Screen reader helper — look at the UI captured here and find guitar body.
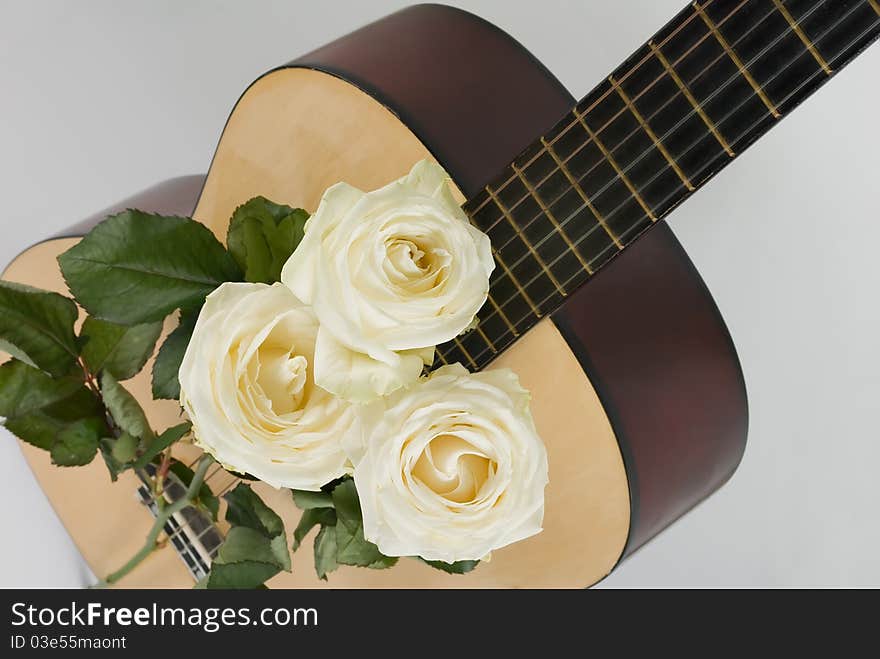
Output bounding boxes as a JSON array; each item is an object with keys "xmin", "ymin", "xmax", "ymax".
[{"xmin": 2, "ymin": 4, "xmax": 748, "ymax": 587}]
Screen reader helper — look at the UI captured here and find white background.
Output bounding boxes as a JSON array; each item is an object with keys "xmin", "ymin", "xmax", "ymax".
[{"xmin": 1, "ymin": 0, "xmax": 878, "ymax": 588}]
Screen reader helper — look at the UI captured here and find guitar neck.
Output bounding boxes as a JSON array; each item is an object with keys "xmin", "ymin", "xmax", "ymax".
[{"xmin": 437, "ymin": 0, "xmax": 879, "ymax": 371}]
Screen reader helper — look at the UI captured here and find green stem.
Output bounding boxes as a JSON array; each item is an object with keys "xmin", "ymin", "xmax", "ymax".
[{"xmin": 100, "ymin": 454, "xmax": 214, "ymax": 586}]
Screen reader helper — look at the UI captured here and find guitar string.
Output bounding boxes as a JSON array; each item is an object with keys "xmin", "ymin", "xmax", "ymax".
[
  {"xmin": 468, "ymin": 0, "xmax": 727, "ymax": 216},
  {"xmin": 481, "ymin": 0, "xmax": 831, "ymax": 267},
  {"xmin": 479, "ymin": 0, "xmax": 794, "ymax": 243},
  {"xmin": 455, "ymin": 0, "xmax": 863, "ymax": 349},
  {"xmin": 463, "ymin": 13, "xmax": 878, "ymax": 366},
  {"xmin": 475, "ymin": 0, "xmax": 758, "ymax": 229}
]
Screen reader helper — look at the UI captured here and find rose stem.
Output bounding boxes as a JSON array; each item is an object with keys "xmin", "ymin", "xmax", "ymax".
[{"xmin": 98, "ymin": 454, "xmax": 215, "ymax": 586}]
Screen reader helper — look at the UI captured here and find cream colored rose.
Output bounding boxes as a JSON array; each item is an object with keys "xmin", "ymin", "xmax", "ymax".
[
  {"xmin": 347, "ymin": 364, "xmax": 549, "ymax": 563},
  {"xmin": 179, "ymin": 282, "xmax": 355, "ymax": 490},
  {"xmin": 281, "ymin": 160, "xmax": 494, "ymax": 403}
]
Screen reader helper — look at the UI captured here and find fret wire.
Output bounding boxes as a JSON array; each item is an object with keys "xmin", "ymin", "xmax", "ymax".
[
  {"xmin": 490, "ymin": 245, "xmax": 543, "ymax": 318},
  {"xmin": 693, "ymin": 1, "xmax": 782, "ymax": 118},
  {"xmin": 772, "ymin": 0, "xmax": 833, "ymax": 74},
  {"xmin": 476, "ymin": 0, "xmax": 763, "ymax": 237},
  {"xmin": 435, "ymin": 349, "xmax": 449, "ymax": 365},
  {"xmin": 482, "ymin": 0, "xmax": 821, "ymax": 267},
  {"xmin": 452, "ymin": 336, "xmax": 478, "ymax": 369},
  {"xmin": 540, "ymin": 137, "xmax": 624, "ymax": 248},
  {"xmin": 461, "ymin": 6, "xmax": 876, "ymax": 367},
  {"xmin": 473, "ymin": 324, "xmax": 498, "ymax": 353},
  {"xmin": 437, "ymin": 322, "xmax": 500, "ymax": 363},
  {"xmin": 511, "ymin": 163, "xmax": 594, "ymax": 273},
  {"xmin": 486, "ymin": 292, "xmax": 520, "ymax": 337},
  {"xmin": 870, "ymin": 0, "xmax": 880, "ymax": 16},
  {"xmin": 468, "ymin": 0, "xmax": 738, "ymax": 217},
  {"xmin": 649, "ymin": 40, "xmax": 736, "ymax": 156},
  {"xmin": 485, "ymin": 185, "xmax": 567, "ymax": 297},
  {"xmin": 574, "ymin": 108, "xmax": 656, "ymax": 221},
  {"xmin": 608, "ymin": 73, "xmax": 696, "ymax": 191}
]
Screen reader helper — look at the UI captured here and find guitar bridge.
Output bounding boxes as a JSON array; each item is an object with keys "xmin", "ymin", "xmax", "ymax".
[{"xmin": 136, "ymin": 464, "xmax": 225, "ymax": 583}]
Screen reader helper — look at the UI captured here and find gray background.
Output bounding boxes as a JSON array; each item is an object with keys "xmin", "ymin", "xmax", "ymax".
[{"xmin": 1, "ymin": 0, "xmax": 878, "ymax": 588}]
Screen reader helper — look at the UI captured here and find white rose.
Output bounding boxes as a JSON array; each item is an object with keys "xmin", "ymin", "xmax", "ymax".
[
  {"xmin": 347, "ymin": 364, "xmax": 549, "ymax": 563},
  {"xmin": 281, "ymin": 160, "xmax": 495, "ymax": 403},
  {"xmin": 179, "ymin": 282, "xmax": 355, "ymax": 490}
]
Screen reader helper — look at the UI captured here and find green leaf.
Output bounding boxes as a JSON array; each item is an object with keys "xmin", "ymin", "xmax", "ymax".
[
  {"xmin": 169, "ymin": 461, "xmax": 219, "ymax": 521},
  {"xmin": 58, "ymin": 210, "xmax": 241, "ymax": 325},
  {"xmin": 205, "ymin": 560, "xmax": 282, "ymax": 590},
  {"xmin": 206, "ymin": 484, "xmax": 291, "ymax": 589},
  {"xmin": 131, "ymin": 422, "xmax": 191, "ymax": 469},
  {"xmin": 421, "ymin": 558, "xmax": 480, "ymax": 574},
  {"xmin": 291, "ymin": 489, "xmax": 334, "ymax": 510},
  {"xmin": 213, "ymin": 527, "xmax": 290, "ymax": 570},
  {"xmin": 0, "ymin": 359, "xmax": 103, "ymax": 451},
  {"xmin": 109, "ymin": 431, "xmax": 139, "ymax": 464},
  {"xmin": 80, "ymin": 316, "xmax": 162, "ymax": 380},
  {"xmin": 49, "ymin": 417, "xmax": 103, "ymax": 466},
  {"xmin": 366, "ymin": 555, "xmax": 399, "ymax": 569},
  {"xmin": 291, "ymin": 507, "xmax": 336, "ymax": 551},
  {"xmin": 313, "ymin": 525, "xmax": 338, "ymax": 581},
  {"xmin": 332, "ymin": 479, "xmax": 397, "ymax": 568},
  {"xmin": 100, "ymin": 372, "xmax": 154, "ymax": 441},
  {"xmin": 99, "ymin": 438, "xmax": 125, "ymax": 481},
  {"xmin": 227, "ymin": 197, "xmax": 308, "ymax": 284},
  {"xmin": 0, "ymin": 281, "xmax": 79, "ymax": 377},
  {"xmin": 151, "ymin": 310, "xmax": 197, "ymax": 400},
  {"xmin": 224, "ymin": 483, "xmax": 285, "ymax": 537}
]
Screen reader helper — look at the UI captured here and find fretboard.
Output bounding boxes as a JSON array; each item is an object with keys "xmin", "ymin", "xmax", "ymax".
[{"xmin": 436, "ymin": 0, "xmax": 879, "ymax": 371}]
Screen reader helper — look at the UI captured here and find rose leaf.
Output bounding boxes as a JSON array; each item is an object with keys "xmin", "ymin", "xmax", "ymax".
[
  {"xmin": 49, "ymin": 417, "xmax": 103, "ymax": 467},
  {"xmin": 0, "ymin": 359, "xmax": 103, "ymax": 456},
  {"xmin": 227, "ymin": 197, "xmax": 309, "ymax": 284},
  {"xmin": 223, "ymin": 483, "xmax": 285, "ymax": 538},
  {"xmin": 0, "ymin": 280, "xmax": 80, "ymax": 377},
  {"xmin": 420, "ymin": 558, "xmax": 481, "ymax": 574},
  {"xmin": 151, "ymin": 310, "xmax": 198, "ymax": 400},
  {"xmin": 291, "ymin": 489, "xmax": 334, "ymax": 510},
  {"xmin": 291, "ymin": 508, "xmax": 337, "ymax": 552},
  {"xmin": 206, "ymin": 485, "xmax": 291, "ymax": 588},
  {"xmin": 332, "ymin": 479, "xmax": 398, "ymax": 568},
  {"xmin": 313, "ymin": 525, "xmax": 339, "ymax": 581},
  {"xmin": 100, "ymin": 372, "xmax": 155, "ymax": 442},
  {"xmin": 80, "ymin": 316, "xmax": 162, "ymax": 381},
  {"xmin": 58, "ymin": 210, "xmax": 241, "ymax": 325}
]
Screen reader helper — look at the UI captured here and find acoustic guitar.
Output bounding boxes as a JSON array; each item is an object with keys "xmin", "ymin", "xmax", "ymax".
[{"xmin": 3, "ymin": 1, "xmax": 879, "ymax": 588}]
